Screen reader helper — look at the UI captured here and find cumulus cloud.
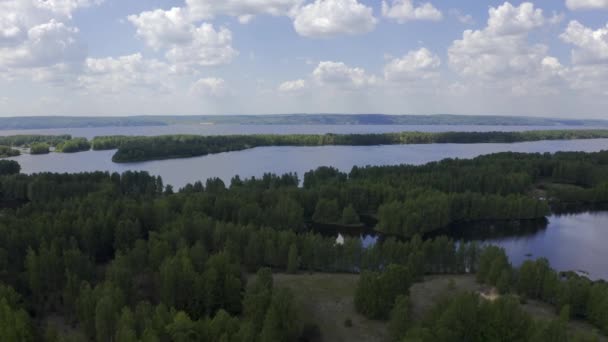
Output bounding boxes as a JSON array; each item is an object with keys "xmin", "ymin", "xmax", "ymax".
[
  {"xmin": 313, "ymin": 61, "xmax": 377, "ymax": 88},
  {"xmin": 190, "ymin": 77, "xmax": 229, "ymax": 97},
  {"xmin": 566, "ymin": 0, "xmax": 608, "ymax": 10},
  {"xmin": 79, "ymin": 54, "xmax": 174, "ymax": 94},
  {"xmin": 0, "ymin": 20, "xmax": 83, "ymax": 69},
  {"xmin": 384, "ymin": 48, "xmax": 441, "ymax": 82},
  {"xmin": 186, "ymin": 0, "xmax": 303, "ymax": 22},
  {"xmin": 128, "ymin": 9, "xmax": 238, "ymax": 69},
  {"xmin": 381, "ymin": 0, "xmax": 443, "ymax": 23},
  {"xmin": 0, "ymin": 0, "xmax": 102, "ymax": 80},
  {"xmin": 278, "ymin": 79, "xmax": 308, "ymax": 92},
  {"xmin": 164, "ymin": 24, "xmax": 238, "ymax": 69},
  {"xmin": 293, "ymin": 0, "xmax": 377, "ymax": 38},
  {"xmin": 560, "ymin": 21, "xmax": 608, "ymax": 64},
  {"xmin": 448, "ymin": 2, "xmax": 563, "ymax": 95}
]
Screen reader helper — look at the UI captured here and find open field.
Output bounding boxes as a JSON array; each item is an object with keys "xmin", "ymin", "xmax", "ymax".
[
  {"xmin": 273, "ymin": 273, "xmax": 387, "ymax": 342},
  {"xmin": 269, "ymin": 273, "xmax": 606, "ymax": 342}
]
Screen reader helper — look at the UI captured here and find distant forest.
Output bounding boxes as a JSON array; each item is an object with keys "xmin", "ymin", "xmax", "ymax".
[{"xmin": 1, "ymin": 114, "xmax": 607, "ymax": 130}]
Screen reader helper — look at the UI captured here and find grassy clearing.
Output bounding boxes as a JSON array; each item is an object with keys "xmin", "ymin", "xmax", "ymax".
[
  {"xmin": 272, "ymin": 273, "xmax": 388, "ymax": 342},
  {"xmin": 262, "ymin": 273, "xmax": 605, "ymax": 342}
]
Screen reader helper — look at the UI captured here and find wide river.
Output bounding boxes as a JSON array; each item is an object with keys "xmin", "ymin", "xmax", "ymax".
[{"xmin": 3, "ymin": 124, "xmax": 608, "ymax": 280}]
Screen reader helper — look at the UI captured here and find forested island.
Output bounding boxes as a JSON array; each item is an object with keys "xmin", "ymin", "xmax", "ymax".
[
  {"xmin": 0, "ymin": 135, "xmax": 89, "ymax": 156},
  {"xmin": 1, "ymin": 114, "xmax": 607, "ymax": 130},
  {"xmin": 0, "ymin": 149, "xmax": 607, "ymax": 340},
  {"xmin": 105, "ymin": 130, "xmax": 608, "ymax": 162}
]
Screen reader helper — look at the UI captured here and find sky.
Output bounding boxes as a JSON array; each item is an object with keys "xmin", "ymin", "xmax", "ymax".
[{"xmin": 0, "ymin": 0, "xmax": 607, "ymax": 118}]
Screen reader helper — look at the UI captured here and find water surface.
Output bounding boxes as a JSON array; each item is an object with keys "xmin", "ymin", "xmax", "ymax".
[{"xmin": 10, "ymin": 138, "xmax": 608, "ymax": 189}]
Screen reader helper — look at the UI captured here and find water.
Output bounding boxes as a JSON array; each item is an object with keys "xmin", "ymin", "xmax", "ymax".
[
  {"xmin": 9, "ymin": 138, "xmax": 608, "ymax": 189},
  {"xmin": 1, "ymin": 124, "xmax": 606, "ymax": 139},
  {"xmin": 4, "ymin": 124, "xmax": 608, "ymax": 280},
  {"xmin": 479, "ymin": 212, "xmax": 608, "ymax": 281}
]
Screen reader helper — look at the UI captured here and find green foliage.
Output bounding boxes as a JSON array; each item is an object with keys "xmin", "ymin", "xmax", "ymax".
[
  {"xmin": 355, "ymin": 264, "xmax": 412, "ymax": 320},
  {"xmin": 287, "ymin": 244, "xmax": 299, "ymax": 274},
  {"xmin": 30, "ymin": 143, "xmax": 50, "ymax": 155},
  {"xmin": 0, "ymin": 160, "xmax": 20, "ymax": 175},
  {"xmin": 0, "ymin": 146, "xmax": 20, "ymax": 158},
  {"xmin": 0, "ymin": 135, "xmax": 71, "ymax": 147},
  {"xmin": 312, "ymin": 198, "xmax": 340, "ymax": 223},
  {"xmin": 55, "ymin": 138, "xmax": 91, "ymax": 153},
  {"xmin": 389, "ymin": 295, "xmax": 410, "ymax": 341},
  {"xmin": 110, "ymin": 130, "xmax": 608, "ymax": 162},
  {"xmin": 341, "ymin": 204, "xmax": 360, "ymax": 225}
]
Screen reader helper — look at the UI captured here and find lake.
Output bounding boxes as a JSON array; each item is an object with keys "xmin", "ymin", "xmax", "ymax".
[
  {"xmin": 8, "ymin": 137, "xmax": 608, "ymax": 189},
  {"xmin": 480, "ymin": 212, "xmax": 608, "ymax": 281},
  {"xmin": 2, "ymin": 124, "xmax": 607, "ymax": 139},
  {"xmin": 4, "ymin": 124, "xmax": 608, "ymax": 280}
]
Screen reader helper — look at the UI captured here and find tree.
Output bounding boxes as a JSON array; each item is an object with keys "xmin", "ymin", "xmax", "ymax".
[
  {"xmin": 341, "ymin": 205, "xmax": 360, "ymax": 225},
  {"xmin": 0, "ymin": 298, "xmax": 33, "ymax": 342},
  {"xmin": 286, "ymin": 244, "xmax": 299, "ymax": 274},
  {"xmin": 389, "ymin": 295, "xmax": 410, "ymax": 341},
  {"xmin": 0, "ymin": 160, "xmax": 20, "ymax": 175},
  {"xmin": 260, "ymin": 288, "xmax": 299, "ymax": 342},
  {"xmin": 312, "ymin": 199, "xmax": 340, "ymax": 223}
]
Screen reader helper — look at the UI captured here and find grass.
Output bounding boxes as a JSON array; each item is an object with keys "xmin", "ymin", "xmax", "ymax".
[{"xmin": 272, "ymin": 273, "xmax": 388, "ymax": 342}]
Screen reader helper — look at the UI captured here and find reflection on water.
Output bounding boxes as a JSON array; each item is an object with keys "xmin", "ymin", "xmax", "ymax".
[
  {"xmin": 483, "ymin": 212, "xmax": 608, "ymax": 281},
  {"xmin": 326, "ymin": 212, "xmax": 608, "ymax": 281}
]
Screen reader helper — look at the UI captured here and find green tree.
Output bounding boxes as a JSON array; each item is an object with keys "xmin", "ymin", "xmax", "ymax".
[
  {"xmin": 389, "ymin": 295, "xmax": 410, "ymax": 341},
  {"xmin": 341, "ymin": 205, "xmax": 360, "ymax": 225},
  {"xmin": 286, "ymin": 244, "xmax": 299, "ymax": 274}
]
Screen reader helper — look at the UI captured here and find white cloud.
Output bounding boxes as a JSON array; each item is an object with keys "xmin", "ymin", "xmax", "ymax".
[
  {"xmin": 190, "ymin": 77, "xmax": 228, "ymax": 97},
  {"xmin": 293, "ymin": 0, "xmax": 377, "ymax": 38},
  {"xmin": 381, "ymin": 0, "xmax": 443, "ymax": 23},
  {"xmin": 448, "ymin": 2, "xmax": 561, "ymax": 95},
  {"xmin": 313, "ymin": 61, "xmax": 377, "ymax": 88},
  {"xmin": 0, "ymin": 20, "xmax": 83, "ymax": 69},
  {"xmin": 128, "ymin": 9, "xmax": 238, "ymax": 69},
  {"xmin": 128, "ymin": 8, "xmax": 192, "ymax": 50},
  {"xmin": 566, "ymin": 0, "xmax": 608, "ymax": 10},
  {"xmin": 79, "ymin": 54, "xmax": 174, "ymax": 94},
  {"xmin": 449, "ymin": 9, "xmax": 474, "ymax": 25},
  {"xmin": 165, "ymin": 24, "xmax": 238, "ymax": 69},
  {"xmin": 384, "ymin": 48, "xmax": 440, "ymax": 82},
  {"xmin": 278, "ymin": 79, "xmax": 308, "ymax": 92},
  {"xmin": 486, "ymin": 2, "xmax": 545, "ymax": 35},
  {"xmin": 186, "ymin": 0, "xmax": 303, "ymax": 22},
  {"xmin": 560, "ymin": 21, "xmax": 608, "ymax": 64}
]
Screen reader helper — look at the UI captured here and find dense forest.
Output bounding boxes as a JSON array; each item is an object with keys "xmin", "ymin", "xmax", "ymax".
[
  {"xmin": 1, "ymin": 114, "xmax": 607, "ymax": 130},
  {"xmin": 102, "ymin": 130, "xmax": 608, "ymax": 162},
  {"xmin": 1, "ymin": 149, "xmax": 608, "ymax": 340}
]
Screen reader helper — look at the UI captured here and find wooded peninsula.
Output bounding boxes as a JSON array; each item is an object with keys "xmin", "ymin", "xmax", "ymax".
[{"xmin": 98, "ymin": 130, "xmax": 608, "ymax": 162}]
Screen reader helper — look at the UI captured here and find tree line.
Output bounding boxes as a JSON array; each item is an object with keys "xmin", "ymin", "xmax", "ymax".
[{"xmin": 97, "ymin": 130, "xmax": 608, "ymax": 162}]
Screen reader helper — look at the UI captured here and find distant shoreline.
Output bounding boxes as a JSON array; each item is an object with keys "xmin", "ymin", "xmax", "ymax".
[{"xmin": 1, "ymin": 114, "xmax": 607, "ymax": 130}]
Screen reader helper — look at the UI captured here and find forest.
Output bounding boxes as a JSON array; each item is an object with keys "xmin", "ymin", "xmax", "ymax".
[
  {"xmin": 100, "ymin": 129, "xmax": 608, "ymax": 162},
  {"xmin": 0, "ymin": 149, "xmax": 608, "ymax": 341}
]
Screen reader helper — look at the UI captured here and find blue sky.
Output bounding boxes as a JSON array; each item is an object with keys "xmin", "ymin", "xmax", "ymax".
[{"xmin": 1, "ymin": 0, "xmax": 607, "ymax": 117}]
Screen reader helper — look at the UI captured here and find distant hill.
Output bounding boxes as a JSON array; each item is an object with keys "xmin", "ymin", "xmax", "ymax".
[{"xmin": 1, "ymin": 114, "xmax": 607, "ymax": 130}]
